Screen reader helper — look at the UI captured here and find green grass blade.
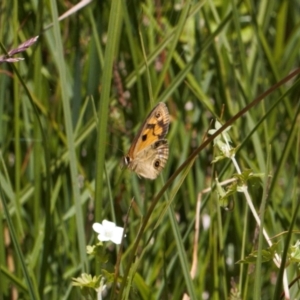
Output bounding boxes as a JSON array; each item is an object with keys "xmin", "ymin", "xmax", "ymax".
[{"xmin": 49, "ymin": 0, "xmax": 87, "ymax": 273}]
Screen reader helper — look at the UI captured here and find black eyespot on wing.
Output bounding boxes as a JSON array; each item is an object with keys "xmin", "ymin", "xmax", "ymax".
[
  {"xmin": 142, "ymin": 134, "xmax": 147, "ymax": 141},
  {"xmin": 154, "ymin": 159, "xmax": 160, "ymax": 169}
]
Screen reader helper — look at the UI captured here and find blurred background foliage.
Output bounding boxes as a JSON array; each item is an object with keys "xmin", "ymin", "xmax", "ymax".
[{"xmin": 0, "ymin": 0, "xmax": 300, "ymax": 299}]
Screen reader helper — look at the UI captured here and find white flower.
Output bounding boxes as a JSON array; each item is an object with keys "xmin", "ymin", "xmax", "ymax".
[{"xmin": 92, "ymin": 220, "xmax": 124, "ymax": 245}]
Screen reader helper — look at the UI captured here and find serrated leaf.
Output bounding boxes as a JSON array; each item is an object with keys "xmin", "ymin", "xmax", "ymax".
[
  {"xmin": 102, "ymin": 269, "xmax": 123, "ymax": 284},
  {"xmin": 288, "ymin": 240, "xmax": 300, "ymax": 263},
  {"xmin": 233, "ymin": 169, "xmax": 264, "ymax": 186},
  {"xmin": 233, "ymin": 169, "xmax": 253, "ymax": 182},
  {"xmin": 226, "ymin": 182, "xmax": 238, "ymax": 194},
  {"xmin": 237, "ymin": 242, "xmax": 280, "ymax": 264}
]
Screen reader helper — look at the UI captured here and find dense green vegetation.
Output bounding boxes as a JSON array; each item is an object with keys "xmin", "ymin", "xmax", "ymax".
[{"xmin": 0, "ymin": 0, "xmax": 300, "ymax": 299}]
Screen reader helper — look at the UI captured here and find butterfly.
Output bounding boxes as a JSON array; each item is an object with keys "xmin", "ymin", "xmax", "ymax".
[{"xmin": 123, "ymin": 102, "xmax": 170, "ymax": 179}]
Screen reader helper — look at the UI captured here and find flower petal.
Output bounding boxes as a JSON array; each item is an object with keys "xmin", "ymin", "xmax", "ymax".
[
  {"xmin": 102, "ymin": 220, "xmax": 116, "ymax": 230},
  {"xmin": 97, "ymin": 234, "xmax": 110, "ymax": 242},
  {"xmin": 92, "ymin": 223, "xmax": 104, "ymax": 234},
  {"xmin": 111, "ymin": 226, "xmax": 124, "ymax": 244}
]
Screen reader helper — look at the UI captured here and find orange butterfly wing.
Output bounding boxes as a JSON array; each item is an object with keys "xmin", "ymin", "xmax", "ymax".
[{"xmin": 127, "ymin": 102, "xmax": 170, "ymax": 159}]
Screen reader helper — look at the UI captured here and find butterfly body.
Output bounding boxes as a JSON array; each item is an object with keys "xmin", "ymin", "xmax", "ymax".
[{"xmin": 124, "ymin": 102, "xmax": 170, "ymax": 179}]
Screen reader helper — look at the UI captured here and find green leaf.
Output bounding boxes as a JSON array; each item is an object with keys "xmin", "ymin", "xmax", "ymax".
[{"xmin": 237, "ymin": 242, "xmax": 280, "ymax": 264}]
